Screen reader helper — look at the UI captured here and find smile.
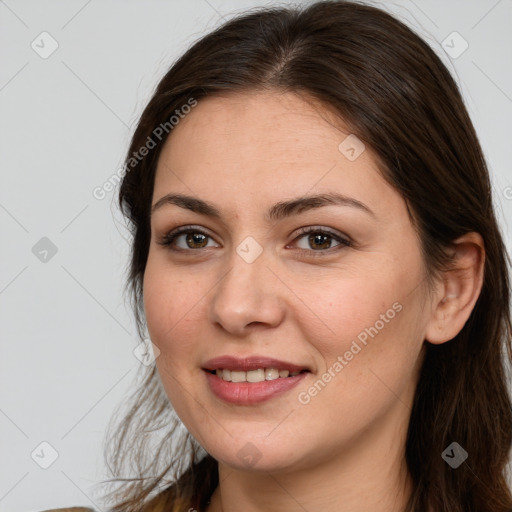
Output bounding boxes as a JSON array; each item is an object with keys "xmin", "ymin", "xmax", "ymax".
[
  {"xmin": 202, "ymin": 355, "xmax": 311, "ymax": 404},
  {"xmin": 210, "ymin": 368, "xmax": 305, "ymax": 382}
]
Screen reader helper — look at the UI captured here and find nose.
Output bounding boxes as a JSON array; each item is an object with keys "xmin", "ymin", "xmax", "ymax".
[{"xmin": 208, "ymin": 248, "xmax": 286, "ymax": 336}]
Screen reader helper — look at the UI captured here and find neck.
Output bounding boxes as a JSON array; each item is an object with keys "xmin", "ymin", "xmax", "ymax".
[{"xmin": 207, "ymin": 401, "xmax": 414, "ymax": 512}]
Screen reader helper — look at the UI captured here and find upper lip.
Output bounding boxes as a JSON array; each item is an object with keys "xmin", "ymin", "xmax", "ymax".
[{"xmin": 202, "ymin": 355, "xmax": 310, "ymax": 373}]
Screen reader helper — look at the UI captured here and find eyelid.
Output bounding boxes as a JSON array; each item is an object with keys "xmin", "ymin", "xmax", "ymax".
[
  {"xmin": 288, "ymin": 225, "xmax": 353, "ymax": 255},
  {"xmin": 290, "ymin": 225, "xmax": 351, "ymax": 244},
  {"xmin": 156, "ymin": 225, "xmax": 220, "ymax": 249},
  {"xmin": 157, "ymin": 224, "xmax": 353, "ymax": 254}
]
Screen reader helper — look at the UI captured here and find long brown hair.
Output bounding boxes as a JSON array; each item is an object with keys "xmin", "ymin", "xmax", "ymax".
[{"xmin": 100, "ymin": 1, "xmax": 512, "ymax": 511}]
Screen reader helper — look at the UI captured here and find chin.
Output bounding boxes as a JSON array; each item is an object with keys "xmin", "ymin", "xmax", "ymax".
[{"xmin": 202, "ymin": 434, "xmax": 312, "ymax": 474}]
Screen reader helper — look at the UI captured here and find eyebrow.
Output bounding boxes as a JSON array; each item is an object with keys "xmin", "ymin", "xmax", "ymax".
[{"xmin": 150, "ymin": 192, "xmax": 375, "ymax": 221}]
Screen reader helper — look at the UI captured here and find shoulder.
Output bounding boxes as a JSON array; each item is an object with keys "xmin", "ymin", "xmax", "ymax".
[{"xmin": 39, "ymin": 508, "xmax": 96, "ymax": 512}]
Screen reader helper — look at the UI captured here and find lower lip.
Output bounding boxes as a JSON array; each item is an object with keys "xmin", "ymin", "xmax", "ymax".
[{"xmin": 204, "ymin": 370, "xmax": 309, "ymax": 405}]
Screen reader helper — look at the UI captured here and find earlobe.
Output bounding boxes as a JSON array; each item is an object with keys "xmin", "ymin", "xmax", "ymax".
[{"xmin": 424, "ymin": 232, "xmax": 485, "ymax": 345}]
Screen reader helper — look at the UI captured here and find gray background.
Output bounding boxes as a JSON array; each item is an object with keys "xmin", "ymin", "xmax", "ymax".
[{"xmin": 1, "ymin": 0, "xmax": 511, "ymax": 510}]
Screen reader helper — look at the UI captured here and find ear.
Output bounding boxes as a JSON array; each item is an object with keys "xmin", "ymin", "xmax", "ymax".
[{"xmin": 424, "ymin": 232, "xmax": 485, "ymax": 344}]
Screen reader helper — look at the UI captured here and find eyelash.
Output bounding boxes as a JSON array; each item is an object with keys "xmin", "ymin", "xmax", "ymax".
[{"xmin": 157, "ymin": 225, "xmax": 353, "ymax": 257}]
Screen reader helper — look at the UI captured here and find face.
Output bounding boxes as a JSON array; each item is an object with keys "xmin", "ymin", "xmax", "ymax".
[{"xmin": 143, "ymin": 90, "xmax": 433, "ymax": 473}]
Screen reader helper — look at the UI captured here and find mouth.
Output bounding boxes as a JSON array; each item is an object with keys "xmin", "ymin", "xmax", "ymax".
[
  {"xmin": 205, "ymin": 367, "xmax": 310, "ymax": 382},
  {"xmin": 202, "ymin": 355, "xmax": 311, "ymax": 404},
  {"xmin": 202, "ymin": 355, "xmax": 311, "ymax": 379}
]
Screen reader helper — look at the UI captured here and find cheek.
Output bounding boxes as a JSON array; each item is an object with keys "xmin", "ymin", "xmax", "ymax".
[
  {"xmin": 143, "ymin": 258, "xmax": 204, "ymax": 359},
  {"xmin": 292, "ymin": 254, "xmax": 426, "ymax": 375},
  {"xmin": 290, "ymin": 277, "xmax": 424, "ymax": 440},
  {"xmin": 143, "ymin": 261, "xmax": 209, "ymax": 425}
]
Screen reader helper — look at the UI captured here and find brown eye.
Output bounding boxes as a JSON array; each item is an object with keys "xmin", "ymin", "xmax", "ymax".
[
  {"xmin": 185, "ymin": 232, "xmax": 208, "ymax": 248},
  {"xmin": 308, "ymin": 232, "xmax": 332, "ymax": 250},
  {"xmin": 157, "ymin": 226, "xmax": 219, "ymax": 251},
  {"xmin": 291, "ymin": 226, "xmax": 352, "ymax": 256}
]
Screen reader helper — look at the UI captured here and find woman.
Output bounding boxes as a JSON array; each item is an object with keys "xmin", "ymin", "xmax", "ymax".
[{"xmin": 100, "ymin": 1, "xmax": 512, "ymax": 511}]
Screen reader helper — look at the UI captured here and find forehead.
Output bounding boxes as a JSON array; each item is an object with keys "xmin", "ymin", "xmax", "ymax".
[
  {"xmin": 159, "ymin": 91, "xmax": 350, "ymax": 168},
  {"xmin": 152, "ymin": 91, "xmax": 397, "ymax": 218}
]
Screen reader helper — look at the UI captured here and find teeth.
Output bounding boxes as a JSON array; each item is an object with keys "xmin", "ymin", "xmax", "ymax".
[
  {"xmin": 213, "ymin": 367, "xmax": 304, "ymax": 382},
  {"xmin": 247, "ymin": 369, "xmax": 265, "ymax": 382},
  {"xmin": 231, "ymin": 371, "xmax": 246, "ymax": 383},
  {"xmin": 265, "ymin": 368, "xmax": 280, "ymax": 380}
]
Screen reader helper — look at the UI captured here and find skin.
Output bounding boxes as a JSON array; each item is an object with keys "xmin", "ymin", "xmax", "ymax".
[{"xmin": 143, "ymin": 90, "xmax": 485, "ymax": 512}]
